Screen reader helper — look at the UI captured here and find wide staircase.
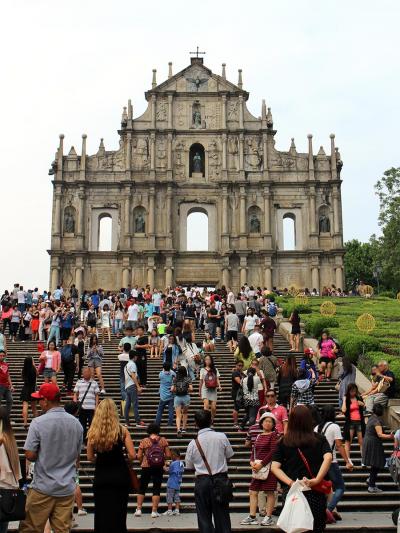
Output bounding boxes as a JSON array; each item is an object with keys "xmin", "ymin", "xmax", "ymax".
[{"xmin": 5, "ymin": 331, "xmax": 398, "ymax": 531}]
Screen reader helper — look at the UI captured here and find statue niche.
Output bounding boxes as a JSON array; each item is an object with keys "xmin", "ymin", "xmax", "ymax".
[
  {"xmin": 319, "ymin": 207, "xmax": 331, "ymax": 234},
  {"xmin": 191, "ymin": 101, "xmax": 202, "ymax": 129},
  {"xmin": 248, "ymin": 206, "xmax": 262, "ymax": 234},
  {"xmin": 63, "ymin": 206, "xmax": 76, "ymax": 234},
  {"xmin": 189, "ymin": 143, "xmax": 205, "ymax": 177},
  {"xmin": 133, "ymin": 207, "xmax": 146, "ymax": 234}
]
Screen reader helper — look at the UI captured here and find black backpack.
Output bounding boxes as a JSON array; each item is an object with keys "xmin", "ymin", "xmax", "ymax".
[{"xmin": 175, "ymin": 378, "xmax": 189, "ymax": 396}]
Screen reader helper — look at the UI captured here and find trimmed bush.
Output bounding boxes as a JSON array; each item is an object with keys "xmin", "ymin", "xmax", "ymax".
[
  {"xmin": 378, "ymin": 291, "xmax": 396, "ymax": 299},
  {"xmin": 304, "ymin": 317, "xmax": 339, "ymax": 338},
  {"xmin": 337, "ymin": 333, "xmax": 382, "ymax": 364},
  {"xmin": 282, "ymin": 304, "xmax": 312, "ymax": 318}
]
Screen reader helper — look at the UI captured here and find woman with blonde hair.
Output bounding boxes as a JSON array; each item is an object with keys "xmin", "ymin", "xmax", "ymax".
[
  {"xmin": 0, "ymin": 407, "xmax": 22, "ymax": 533},
  {"xmin": 87, "ymin": 398, "xmax": 135, "ymax": 533}
]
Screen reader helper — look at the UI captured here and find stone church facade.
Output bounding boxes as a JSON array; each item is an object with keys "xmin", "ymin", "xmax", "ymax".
[{"xmin": 48, "ymin": 56, "xmax": 345, "ymax": 293}]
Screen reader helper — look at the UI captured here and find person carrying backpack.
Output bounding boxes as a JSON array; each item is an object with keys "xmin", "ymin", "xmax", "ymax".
[
  {"xmin": 199, "ymin": 354, "xmax": 222, "ymax": 423},
  {"xmin": 61, "ymin": 336, "xmax": 78, "ymax": 393},
  {"xmin": 172, "ymin": 366, "xmax": 193, "ymax": 437},
  {"xmin": 135, "ymin": 423, "xmax": 171, "ymax": 518}
]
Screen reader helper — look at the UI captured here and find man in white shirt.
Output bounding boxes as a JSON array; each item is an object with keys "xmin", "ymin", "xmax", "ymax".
[
  {"xmin": 152, "ymin": 290, "xmax": 162, "ymax": 313},
  {"xmin": 126, "ymin": 301, "xmax": 139, "ymax": 329},
  {"xmin": 131, "ymin": 286, "xmax": 138, "ymax": 298},
  {"xmin": 226, "ymin": 290, "xmax": 235, "ymax": 305},
  {"xmin": 248, "ymin": 325, "xmax": 264, "ymax": 356},
  {"xmin": 17, "ymin": 286, "xmax": 26, "ymax": 312},
  {"xmin": 124, "ymin": 350, "xmax": 143, "ymax": 426}
]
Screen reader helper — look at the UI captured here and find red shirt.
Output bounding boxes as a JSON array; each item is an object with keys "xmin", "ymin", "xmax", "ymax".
[
  {"xmin": 256, "ymin": 403, "xmax": 288, "ymax": 434},
  {"xmin": 0, "ymin": 363, "xmax": 10, "ymax": 388}
]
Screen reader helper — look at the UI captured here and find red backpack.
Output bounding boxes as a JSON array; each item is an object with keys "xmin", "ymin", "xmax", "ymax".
[
  {"xmin": 204, "ymin": 369, "xmax": 218, "ymax": 389},
  {"xmin": 146, "ymin": 437, "xmax": 165, "ymax": 468}
]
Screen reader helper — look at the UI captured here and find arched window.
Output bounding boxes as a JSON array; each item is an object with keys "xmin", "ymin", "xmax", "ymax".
[
  {"xmin": 283, "ymin": 213, "xmax": 296, "ymax": 250},
  {"xmin": 189, "ymin": 143, "xmax": 205, "ymax": 177},
  {"xmin": 98, "ymin": 215, "xmax": 112, "ymax": 251},
  {"xmin": 187, "ymin": 209, "xmax": 208, "ymax": 251}
]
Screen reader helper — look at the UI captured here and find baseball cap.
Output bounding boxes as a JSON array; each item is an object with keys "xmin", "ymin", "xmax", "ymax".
[{"xmin": 32, "ymin": 383, "xmax": 60, "ymax": 401}]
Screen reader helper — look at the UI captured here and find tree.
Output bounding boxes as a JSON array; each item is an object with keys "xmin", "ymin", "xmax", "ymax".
[
  {"xmin": 375, "ymin": 167, "xmax": 400, "ymax": 290},
  {"xmin": 343, "ymin": 239, "xmax": 378, "ymax": 290}
]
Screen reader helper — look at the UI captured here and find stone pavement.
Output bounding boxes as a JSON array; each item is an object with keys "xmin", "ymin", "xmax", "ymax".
[{"xmin": 8, "ymin": 511, "xmax": 396, "ymax": 531}]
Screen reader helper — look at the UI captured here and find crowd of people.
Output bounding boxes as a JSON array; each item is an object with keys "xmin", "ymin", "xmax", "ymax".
[{"xmin": 0, "ymin": 282, "xmax": 397, "ymax": 533}]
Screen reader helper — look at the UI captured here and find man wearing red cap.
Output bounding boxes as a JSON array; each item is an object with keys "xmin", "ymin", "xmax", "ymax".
[{"xmin": 19, "ymin": 383, "xmax": 83, "ymax": 533}]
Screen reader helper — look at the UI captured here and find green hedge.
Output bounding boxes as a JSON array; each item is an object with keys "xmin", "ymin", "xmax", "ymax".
[
  {"xmin": 378, "ymin": 290, "xmax": 396, "ymax": 299},
  {"xmin": 282, "ymin": 304, "xmax": 312, "ymax": 318},
  {"xmin": 304, "ymin": 317, "xmax": 339, "ymax": 338},
  {"xmin": 337, "ymin": 333, "xmax": 382, "ymax": 364}
]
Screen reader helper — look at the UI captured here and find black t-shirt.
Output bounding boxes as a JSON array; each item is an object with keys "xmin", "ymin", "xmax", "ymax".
[
  {"xmin": 165, "ymin": 347, "xmax": 173, "ymax": 365},
  {"xmin": 382, "ymin": 370, "xmax": 396, "ymax": 398},
  {"xmin": 185, "ymin": 304, "xmax": 196, "ymax": 318},
  {"xmin": 272, "ymin": 433, "xmax": 331, "ymax": 481},
  {"xmin": 231, "ymin": 370, "xmax": 244, "ymax": 399},
  {"xmin": 136, "ymin": 335, "xmax": 148, "ymax": 360},
  {"xmin": 208, "ymin": 308, "xmax": 219, "ymax": 323}
]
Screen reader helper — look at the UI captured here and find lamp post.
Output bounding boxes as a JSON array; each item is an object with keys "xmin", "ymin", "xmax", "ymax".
[{"xmin": 373, "ymin": 264, "xmax": 382, "ymax": 294}]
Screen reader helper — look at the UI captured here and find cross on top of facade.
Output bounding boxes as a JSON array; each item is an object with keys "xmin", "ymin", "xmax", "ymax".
[{"xmin": 190, "ymin": 46, "xmax": 206, "ymax": 58}]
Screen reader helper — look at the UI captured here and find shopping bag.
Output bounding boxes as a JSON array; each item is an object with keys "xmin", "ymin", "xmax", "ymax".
[{"xmin": 277, "ymin": 480, "xmax": 314, "ymax": 533}]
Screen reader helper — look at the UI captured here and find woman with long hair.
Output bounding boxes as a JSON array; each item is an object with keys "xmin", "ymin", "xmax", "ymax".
[
  {"xmin": 341, "ymin": 383, "xmax": 365, "ymax": 463},
  {"xmin": 112, "ymin": 300, "xmax": 124, "ymax": 337},
  {"xmin": 240, "ymin": 367, "xmax": 261, "ymax": 431},
  {"xmin": 272, "ymin": 405, "xmax": 333, "ymax": 532},
  {"xmin": 87, "ymin": 398, "xmax": 135, "ymax": 533},
  {"xmin": 199, "ymin": 354, "xmax": 222, "ymax": 422},
  {"xmin": 241, "ymin": 412, "xmax": 278, "ymax": 526},
  {"xmin": 87, "ymin": 334, "xmax": 106, "ymax": 394},
  {"xmin": 289, "ymin": 309, "xmax": 301, "ymax": 352},
  {"xmin": 317, "ymin": 331, "xmax": 337, "ymax": 381},
  {"xmin": 20, "ymin": 356, "xmax": 38, "ymax": 428},
  {"xmin": 277, "ymin": 355, "xmax": 297, "ymax": 408},
  {"xmin": 0, "ymin": 407, "xmax": 22, "ymax": 533},
  {"xmin": 39, "ymin": 340, "xmax": 61, "ymax": 384},
  {"xmin": 172, "ymin": 366, "xmax": 193, "ymax": 437},
  {"xmin": 234, "ymin": 335, "xmax": 255, "ymax": 371}
]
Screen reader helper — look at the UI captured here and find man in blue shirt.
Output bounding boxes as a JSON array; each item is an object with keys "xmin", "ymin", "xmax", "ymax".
[{"xmin": 155, "ymin": 362, "xmax": 176, "ymax": 427}]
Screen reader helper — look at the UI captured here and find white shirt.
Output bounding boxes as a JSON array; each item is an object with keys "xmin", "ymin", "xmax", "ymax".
[
  {"xmin": 244, "ymin": 315, "xmax": 258, "ymax": 331},
  {"xmin": 131, "ymin": 289, "xmax": 138, "ymax": 298},
  {"xmin": 127, "ymin": 304, "xmax": 139, "ymax": 321},
  {"xmin": 17, "ymin": 290, "xmax": 26, "ymax": 304},
  {"xmin": 315, "ymin": 422, "xmax": 342, "ymax": 463},
  {"xmin": 152, "ymin": 293, "xmax": 161, "ymax": 306},
  {"xmin": 227, "ymin": 291, "xmax": 235, "ymax": 305},
  {"xmin": 248, "ymin": 331, "xmax": 263, "ymax": 353},
  {"xmin": 125, "ymin": 360, "xmax": 138, "ymax": 389}
]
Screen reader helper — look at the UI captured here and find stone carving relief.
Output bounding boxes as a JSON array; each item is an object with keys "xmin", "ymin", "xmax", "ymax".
[
  {"xmin": 156, "ymin": 138, "xmax": 167, "ymax": 169},
  {"xmin": 208, "ymin": 139, "xmax": 221, "ymax": 180},
  {"xmin": 135, "ymin": 212, "xmax": 146, "ymax": 233},
  {"xmin": 132, "ymin": 137, "xmax": 149, "ymax": 170},
  {"xmin": 63, "ymin": 205, "xmax": 76, "ymax": 234},
  {"xmin": 176, "ymin": 103, "xmax": 186, "ymax": 127},
  {"xmin": 205, "ymin": 102, "xmax": 220, "ymax": 129},
  {"xmin": 174, "ymin": 139, "xmax": 186, "ymax": 179},
  {"xmin": 297, "ymin": 156, "xmax": 308, "ymax": 171},
  {"xmin": 186, "ymin": 68, "xmax": 209, "ymax": 92},
  {"xmin": 156, "ymin": 98, "xmax": 167, "ymax": 122},
  {"xmin": 244, "ymin": 136, "xmax": 262, "ymax": 171},
  {"xmin": 192, "ymin": 101, "xmax": 202, "ymax": 128},
  {"xmin": 113, "ymin": 147, "xmax": 125, "ymax": 170},
  {"xmin": 227, "ymin": 100, "xmax": 238, "ymax": 121},
  {"xmin": 228, "ymin": 136, "xmax": 239, "ymax": 170}
]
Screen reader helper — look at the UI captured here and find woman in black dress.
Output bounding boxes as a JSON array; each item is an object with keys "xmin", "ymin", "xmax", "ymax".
[
  {"xmin": 289, "ymin": 309, "xmax": 301, "ymax": 352},
  {"xmin": 87, "ymin": 398, "xmax": 136, "ymax": 533},
  {"xmin": 20, "ymin": 356, "xmax": 38, "ymax": 428},
  {"xmin": 272, "ymin": 405, "xmax": 332, "ymax": 532},
  {"xmin": 362, "ymin": 403, "xmax": 394, "ymax": 493},
  {"xmin": 277, "ymin": 354, "xmax": 297, "ymax": 409}
]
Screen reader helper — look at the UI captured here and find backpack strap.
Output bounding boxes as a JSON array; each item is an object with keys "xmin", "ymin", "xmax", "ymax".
[
  {"xmin": 321, "ymin": 422, "xmax": 336, "ymax": 451},
  {"xmin": 195, "ymin": 437, "xmax": 212, "ymax": 476}
]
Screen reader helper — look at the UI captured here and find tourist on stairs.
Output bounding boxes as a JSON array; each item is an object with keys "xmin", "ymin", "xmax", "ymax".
[
  {"xmin": 124, "ymin": 349, "xmax": 144, "ymax": 427},
  {"xmin": 234, "ymin": 335, "xmax": 255, "ymax": 371},
  {"xmin": 87, "ymin": 398, "xmax": 135, "ymax": 533},
  {"xmin": 342, "ymin": 383, "xmax": 365, "ymax": 464},
  {"xmin": 172, "ymin": 365, "xmax": 193, "ymax": 437},
  {"xmin": 317, "ymin": 331, "xmax": 337, "ymax": 381},
  {"xmin": 20, "ymin": 356, "xmax": 38, "ymax": 428},
  {"xmin": 240, "ymin": 367, "xmax": 261, "ymax": 431},
  {"xmin": 231, "ymin": 360, "xmax": 245, "ymax": 428},
  {"xmin": 86, "ymin": 334, "xmax": 106, "ymax": 394},
  {"xmin": 155, "ymin": 362, "xmax": 176, "ymax": 427},
  {"xmin": 337, "ymin": 356, "xmax": 356, "ymax": 408},
  {"xmin": 74, "ymin": 367, "xmax": 100, "ymax": 442},
  {"xmin": 39, "ymin": 340, "xmax": 61, "ymax": 386},
  {"xmin": 241, "ymin": 412, "xmax": 278, "ymax": 526},
  {"xmin": 290, "ymin": 367, "xmax": 317, "ymax": 409},
  {"xmin": 289, "ymin": 309, "xmax": 301, "ymax": 352},
  {"xmin": 257, "ymin": 388, "xmax": 288, "ymax": 435},
  {"xmin": 272, "ymin": 405, "xmax": 332, "ymax": 533},
  {"xmin": 299, "ymin": 348, "xmax": 318, "ymax": 381},
  {"xmin": 276, "ymin": 354, "xmax": 297, "ymax": 409},
  {"xmin": 225, "ymin": 305, "xmax": 240, "ymax": 353},
  {"xmin": 316, "ymin": 405, "xmax": 354, "ymax": 523},
  {"xmin": 258, "ymin": 346, "xmax": 278, "ymax": 391},
  {"xmin": 199, "ymin": 354, "xmax": 222, "ymax": 424}
]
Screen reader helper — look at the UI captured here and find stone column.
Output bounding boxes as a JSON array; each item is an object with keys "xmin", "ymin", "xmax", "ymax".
[
  {"xmin": 125, "ymin": 132, "xmax": 131, "ymax": 170},
  {"xmin": 122, "ymin": 267, "xmax": 130, "ymax": 288},
  {"xmin": 221, "ymin": 94, "xmax": 227, "ymax": 129},
  {"xmin": 165, "ymin": 267, "xmax": 173, "ymax": 288},
  {"xmin": 150, "ymin": 134, "xmax": 156, "ymax": 170},
  {"xmin": 54, "ymin": 189, "xmax": 62, "ymax": 236},
  {"xmin": 335, "ymin": 267, "xmax": 343, "ymax": 290},
  {"xmin": 238, "ymin": 95, "xmax": 244, "ymax": 129},
  {"xmin": 222, "ymin": 267, "xmax": 230, "ymax": 288},
  {"xmin": 151, "ymin": 94, "xmax": 156, "ymax": 129},
  {"xmin": 264, "ymin": 267, "xmax": 272, "ymax": 290},
  {"xmin": 262, "ymin": 133, "xmax": 269, "ymax": 178},
  {"xmin": 239, "ymin": 186, "xmax": 246, "ymax": 234},
  {"xmin": 147, "ymin": 267, "xmax": 155, "ymax": 289},
  {"xmin": 333, "ymin": 190, "xmax": 340, "ymax": 234},
  {"xmin": 75, "ymin": 266, "xmax": 83, "ymax": 296},
  {"xmin": 263, "ymin": 186, "xmax": 271, "ymax": 234},
  {"xmin": 148, "ymin": 187, "xmax": 155, "ymax": 234},
  {"xmin": 330, "ymin": 134, "xmax": 337, "ymax": 180},
  {"xmin": 240, "ymin": 266, "xmax": 247, "ymax": 287},
  {"xmin": 222, "ymin": 134, "xmax": 227, "ymax": 171},
  {"xmin": 239, "ymin": 134, "xmax": 244, "ymax": 171},
  {"xmin": 308, "ymin": 134, "xmax": 315, "ymax": 180},
  {"xmin": 309, "ymin": 187, "xmax": 317, "ymax": 234},
  {"xmin": 124, "ymin": 190, "xmax": 130, "ymax": 246},
  {"xmin": 222, "ymin": 187, "xmax": 228, "ymax": 234},
  {"xmin": 312, "ymin": 267, "xmax": 320, "ymax": 291},
  {"xmin": 51, "ymin": 267, "xmax": 59, "ymax": 291},
  {"xmin": 167, "ymin": 133, "xmax": 172, "ymax": 170},
  {"xmin": 166, "ymin": 185, "xmax": 172, "ymax": 236},
  {"xmin": 167, "ymin": 94, "xmax": 173, "ymax": 129}
]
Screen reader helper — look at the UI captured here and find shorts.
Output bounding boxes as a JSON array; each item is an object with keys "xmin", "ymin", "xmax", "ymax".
[
  {"xmin": 174, "ymin": 395, "xmax": 190, "ymax": 408},
  {"xmin": 226, "ymin": 330, "xmax": 238, "ymax": 341},
  {"xmin": 348, "ymin": 421, "xmax": 362, "ymax": 433},
  {"xmin": 166, "ymin": 487, "xmax": 181, "ymax": 504},
  {"xmin": 87, "ymin": 357, "xmax": 102, "ymax": 369},
  {"xmin": 43, "ymin": 368, "xmax": 56, "ymax": 379},
  {"xmin": 319, "ymin": 357, "xmax": 334, "ymax": 365},
  {"xmin": 139, "ymin": 467, "xmax": 163, "ymax": 496}
]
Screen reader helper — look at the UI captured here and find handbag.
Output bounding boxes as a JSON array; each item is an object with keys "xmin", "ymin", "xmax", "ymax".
[
  {"xmin": 195, "ymin": 438, "xmax": 233, "ymax": 505},
  {"xmin": 297, "ymin": 448, "xmax": 332, "ymax": 495},
  {"xmin": 0, "ymin": 447, "xmax": 26, "ymax": 522},
  {"xmin": 377, "ymin": 377, "xmax": 390, "ymax": 394},
  {"xmin": 252, "ymin": 435, "xmax": 271, "ymax": 480}
]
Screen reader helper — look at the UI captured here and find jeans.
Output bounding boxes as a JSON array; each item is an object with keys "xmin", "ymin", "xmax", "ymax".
[
  {"xmin": 48, "ymin": 325, "xmax": 60, "ymax": 346},
  {"xmin": 125, "ymin": 385, "xmax": 141, "ymax": 424},
  {"xmin": 194, "ymin": 475, "xmax": 232, "ymax": 533},
  {"xmin": 155, "ymin": 398, "xmax": 174, "ymax": 426},
  {"xmin": 0, "ymin": 386, "xmax": 12, "ymax": 415},
  {"xmin": 207, "ymin": 322, "xmax": 217, "ymax": 339},
  {"xmin": 365, "ymin": 393, "xmax": 388, "ymax": 414},
  {"xmin": 78, "ymin": 408, "xmax": 94, "ymax": 441},
  {"xmin": 113, "ymin": 319, "xmax": 123, "ymax": 334},
  {"xmin": 327, "ymin": 462, "xmax": 345, "ymax": 511},
  {"xmin": 120, "ymin": 361, "xmax": 128, "ymax": 400},
  {"xmin": 241, "ymin": 404, "xmax": 258, "ymax": 429},
  {"xmin": 18, "ymin": 303, "xmax": 25, "ymax": 313}
]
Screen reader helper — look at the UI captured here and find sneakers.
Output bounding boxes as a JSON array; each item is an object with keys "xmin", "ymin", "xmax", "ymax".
[
  {"xmin": 241, "ymin": 516, "xmax": 259, "ymax": 525},
  {"xmin": 135, "ymin": 421, "xmax": 146, "ymax": 427},
  {"xmin": 163, "ymin": 510, "xmax": 173, "ymax": 516},
  {"xmin": 151, "ymin": 511, "xmax": 160, "ymax": 518},
  {"xmin": 77, "ymin": 508, "xmax": 87, "ymax": 516},
  {"xmin": 100, "ymin": 389, "xmax": 106, "ymax": 395},
  {"xmin": 134, "ymin": 509, "xmax": 142, "ymax": 517},
  {"xmin": 173, "ymin": 509, "xmax": 180, "ymax": 515},
  {"xmin": 368, "ymin": 486, "xmax": 383, "ymax": 493},
  {"xmin": 261, "ymin": 516, "xmax": 274, "ymax": 526}
]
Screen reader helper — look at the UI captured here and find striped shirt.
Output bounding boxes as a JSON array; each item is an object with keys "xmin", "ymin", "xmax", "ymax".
[{"xmin": 73, "ymin": 379, "xmax": 99, "ymax": 410}]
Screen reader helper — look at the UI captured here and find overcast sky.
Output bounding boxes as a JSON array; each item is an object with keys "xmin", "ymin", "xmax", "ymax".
[{"xmin": 1, "ymin": 0, "xmax": 399, "ymax": 291}]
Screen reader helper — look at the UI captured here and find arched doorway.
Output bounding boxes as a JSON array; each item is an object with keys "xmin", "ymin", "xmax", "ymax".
[
  {"xmin": 283, "ymin": 213, "xmax": 296, "ymax": 250},
  {"xmin": 189, "ymin": 143, "xmax": 205, "ymax": 177},
  {"xmin": 187, "ymin": 209, "xmax": 208, "ymax": 251},
  {"xmin": 98, "ymin": 215, "xmax": 113, "ymax": 251}
]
